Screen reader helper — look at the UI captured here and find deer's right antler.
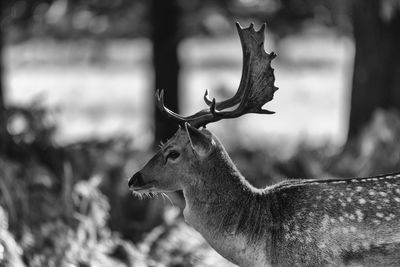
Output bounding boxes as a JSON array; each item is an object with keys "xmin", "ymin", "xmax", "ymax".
[{"xmin": 156, "ymin": 22, "xmax": 278, "ymax": 128}]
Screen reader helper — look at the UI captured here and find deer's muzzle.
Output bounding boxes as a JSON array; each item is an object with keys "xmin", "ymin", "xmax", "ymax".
[{"xmin": 128, "ymin": 172, "xmax": 145, "ymax": 188}]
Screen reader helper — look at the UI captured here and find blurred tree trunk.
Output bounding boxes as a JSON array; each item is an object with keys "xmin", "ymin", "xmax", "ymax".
[
  {"xmin": 151, "ymin": 0, "xmax": 181, "ymax": 144},
  {"xmin": 348, "ymin": 0, "xmax": 400, "ymax": 140},
  {"xmin": 120, "ymin": 0, "xmax": 183, "ymax": 242}
]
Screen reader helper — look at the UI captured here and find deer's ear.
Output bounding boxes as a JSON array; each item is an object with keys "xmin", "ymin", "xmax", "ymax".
[{"xmin": 185, "ymin": 123, "xmax": 214, "ymax": 158}]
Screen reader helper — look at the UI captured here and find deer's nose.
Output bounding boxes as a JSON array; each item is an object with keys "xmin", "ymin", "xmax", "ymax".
[{"xmin": 128, "ymin": 172, "xmax": 144, "ymax": 188}]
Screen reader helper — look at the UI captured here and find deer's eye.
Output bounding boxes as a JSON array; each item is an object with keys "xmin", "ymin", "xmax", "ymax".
[{"xmin": 166, "ymin": 150, "xmax": 180, "ymax": 161}]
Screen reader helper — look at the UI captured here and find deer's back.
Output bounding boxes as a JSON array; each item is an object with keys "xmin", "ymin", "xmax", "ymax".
[{"xmin": 269, "ymin": 173, "xmax": 400, "ymax": 266}]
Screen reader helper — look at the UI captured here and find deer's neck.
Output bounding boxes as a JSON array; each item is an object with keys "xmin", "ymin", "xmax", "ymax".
[{"xmin": 182, "ymin": 154, "xmax": 273, "ymax": 266}]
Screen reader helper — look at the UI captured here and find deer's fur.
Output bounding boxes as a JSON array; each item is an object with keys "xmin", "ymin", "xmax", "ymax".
[{"xmin": 129, "ymin": 125, "xmax": 400, "ymax": 266}]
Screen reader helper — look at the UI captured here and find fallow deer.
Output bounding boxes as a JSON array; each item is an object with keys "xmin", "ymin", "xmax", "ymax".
[{"xmin": 129, "ymin": 23, "xmax": 400, "ymax": 266}]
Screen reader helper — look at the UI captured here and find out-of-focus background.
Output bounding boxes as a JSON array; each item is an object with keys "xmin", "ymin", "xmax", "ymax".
[{"xmin": 0, "ymin": 0, "xmax": 400, "ymax": 266}]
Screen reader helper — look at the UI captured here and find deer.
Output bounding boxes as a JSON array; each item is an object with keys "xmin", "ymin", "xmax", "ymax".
[{"xmin": 128, "ymin": 22, "xmax": 400, "ymax": 267}]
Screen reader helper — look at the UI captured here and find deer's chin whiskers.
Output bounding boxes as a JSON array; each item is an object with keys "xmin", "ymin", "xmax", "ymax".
[
  {"xmin": 130, "ymin": 190, "xmax": 159, "ymax": 200},
  {"xmin": 129, "ymin": 183, "xmax": 170, "ymax": 200}
]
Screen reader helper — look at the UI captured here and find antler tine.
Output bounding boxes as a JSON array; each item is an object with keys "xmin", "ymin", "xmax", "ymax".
[
  {"xmin": 203, "ymin": 89, "xmax": 213, "ymax": 106},
  {"xmin": 156, "ymin": 89, "xmax": 214, "ymax": 126},
  {"xmin": 156, "ymin": 22, "xmax": 279, "ymax": 129},
  {"xmin": 156, "ymin": 89, "xmax": 188, "ymax": 123}
]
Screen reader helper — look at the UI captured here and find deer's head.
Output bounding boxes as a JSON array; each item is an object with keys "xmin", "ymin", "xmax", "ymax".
[
  {"xmin": 129, "ymin": 22, "xmax": 278, "ymax": 196},
  {"xmin": 128, "ymin": 124, "xmax": 221, "ymax": 195}
]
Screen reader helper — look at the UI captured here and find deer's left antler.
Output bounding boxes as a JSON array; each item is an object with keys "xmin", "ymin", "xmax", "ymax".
[{"xmin": 156, "ymin": 22, "xmax": 278, "ymax": 128}]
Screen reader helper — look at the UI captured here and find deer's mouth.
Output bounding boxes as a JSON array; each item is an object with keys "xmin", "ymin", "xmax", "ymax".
[{"xmin": 130, "ymin": 182, "xmax": 157, "ymax": 192}]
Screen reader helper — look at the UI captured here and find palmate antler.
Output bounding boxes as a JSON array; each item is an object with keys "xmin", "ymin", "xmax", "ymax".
[{"xmin": 156, "ymin": 22, "xmax": 278, "ymax": 129}]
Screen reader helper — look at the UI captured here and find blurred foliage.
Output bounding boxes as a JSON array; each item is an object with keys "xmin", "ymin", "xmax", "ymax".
[
  {"xmin": 6, "ymin": 0, "xmax": 398, "ymax": 42},
  {"xmin": 4, "ymin": 0, "xmax": 394, "ymax": 43},
  {"xmin": 1, "ymin": 103, "xmax": 400, "ymax": 266},
  {"xmin": 0, "ymin": 104, "xmax": 143, "ymax": 266},
  {"xmin": 0, "ymin": 207, "xmax": 25, "ymax": 267},
  {"xmin": 1, "ymin": 0, "xmax": 150, "ymax": 41}
]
